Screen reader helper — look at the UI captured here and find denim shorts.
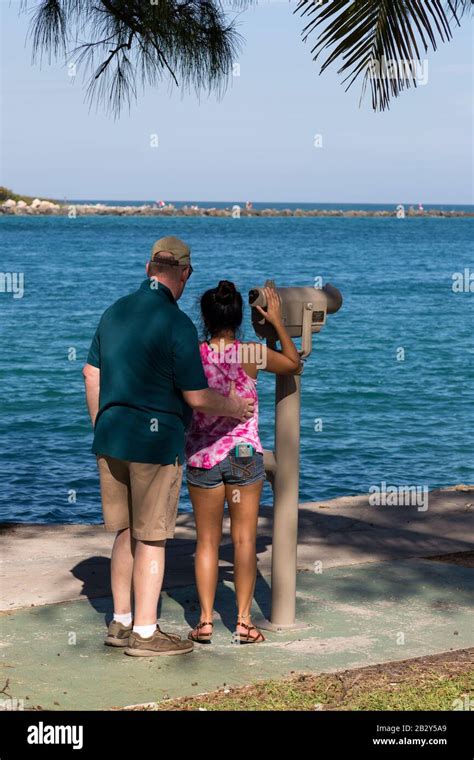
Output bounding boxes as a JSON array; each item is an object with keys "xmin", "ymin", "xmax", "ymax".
[{"xmin": 186, "ymin": 452, "xmax": 265, "ymax": 489}]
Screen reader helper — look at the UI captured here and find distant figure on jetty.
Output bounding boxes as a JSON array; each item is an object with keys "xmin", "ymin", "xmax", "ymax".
[{"xmin": 82, "ymin": 236, "xmax": 255, "ymax": 657}]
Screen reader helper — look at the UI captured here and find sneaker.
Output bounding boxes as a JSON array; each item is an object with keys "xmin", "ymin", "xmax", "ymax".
[
  {"xmin": 104, "ymin": 620, "xmax": 133, "ymax": 647},
  {"xmin": 124, "ymin": 627, "xmax": 194, "ymax": 657}
]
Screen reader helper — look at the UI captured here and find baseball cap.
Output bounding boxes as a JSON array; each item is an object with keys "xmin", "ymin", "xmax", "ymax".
[{"xmin": 150, "ymin": 236, "xmax": 191, "ymax": 266}]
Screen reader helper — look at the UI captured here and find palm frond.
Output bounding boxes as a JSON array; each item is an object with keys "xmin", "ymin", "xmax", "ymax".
[
  {"xmin": 21, "ymin": 0, "xmax": 472, "ymax": 113},
  {"xmin": 20, "ymin": 0, "xmax": 246, "ymax": 115},
  {"xmin": 295, "ymin": 0, "xmax": 473, "ymax": 110}
]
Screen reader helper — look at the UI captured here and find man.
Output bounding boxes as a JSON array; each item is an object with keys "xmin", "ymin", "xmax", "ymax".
[{"xmin": 83, "ymin": 236, "xmax": 254, "ymax": 657}]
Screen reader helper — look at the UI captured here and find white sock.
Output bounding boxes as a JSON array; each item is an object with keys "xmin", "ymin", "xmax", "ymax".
[
  {"xmin": 133, "ymin": 623, "xmax": 156, "ymax": 639},
  {"xmin": 113, "ymin": 612, "xmax": 132, "ymax": 626}
]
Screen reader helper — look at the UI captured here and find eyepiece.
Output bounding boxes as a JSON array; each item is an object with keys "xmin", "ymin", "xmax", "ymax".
[{"xmin": 248, "ymin": 288, "xmax": 267, "ymax": 308}]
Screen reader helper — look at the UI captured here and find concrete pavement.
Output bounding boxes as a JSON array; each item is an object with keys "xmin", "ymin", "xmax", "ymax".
[
  {"xmin": 0, "ymin": 486, "xmax": 472, "ymax": 710},
  {"xmin": 1, "ymin": 486, "xmax": 473, "ymax": 611}
]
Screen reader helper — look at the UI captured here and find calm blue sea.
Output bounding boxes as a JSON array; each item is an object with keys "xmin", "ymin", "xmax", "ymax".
[{"xmin": 0, "ymin": 213, "xmax": 473, "ymax": 524}]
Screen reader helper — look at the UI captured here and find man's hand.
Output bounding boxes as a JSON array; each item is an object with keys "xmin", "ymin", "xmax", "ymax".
[
  {"xmin": 228, "ymin": 381, "xmax": 254, "ymax": 421},
  {"xmin": 183, "ymin": 383, "xmax": 255, "ymax": 421}
]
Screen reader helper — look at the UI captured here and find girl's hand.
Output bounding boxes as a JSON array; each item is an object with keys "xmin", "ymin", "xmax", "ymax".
[{"xmin": 255, "ymin": 287, "xmax": 283, "ymax": 327}]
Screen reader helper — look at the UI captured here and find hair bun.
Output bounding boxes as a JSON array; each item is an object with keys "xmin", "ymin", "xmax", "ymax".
[{"xmin": 216, "ymin": 280, "xmax": 236, "ymax": 305}]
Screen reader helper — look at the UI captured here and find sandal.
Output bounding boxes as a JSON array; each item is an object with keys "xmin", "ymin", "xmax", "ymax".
[
  {"xmin": 188, "ymin": 621, "xmax": 213, "ymax": 643},
  {"xmin": 234, "ymin": 615, "xmax": 265, "ymax": 644}
]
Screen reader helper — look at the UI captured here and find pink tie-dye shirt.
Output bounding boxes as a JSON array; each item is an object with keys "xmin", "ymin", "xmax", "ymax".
[{"xmin": 185, "ymin": 340, "xmax": 263, "ymax": 469}]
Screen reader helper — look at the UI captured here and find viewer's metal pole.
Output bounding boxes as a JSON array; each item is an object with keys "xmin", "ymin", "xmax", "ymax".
[
  {"xmin": 270, "ymin": 373, "xmax": 301, "ymax": 626},
  {"xmin": 250, "ymin": 282, "xmax": 342, "ymax": 632}
]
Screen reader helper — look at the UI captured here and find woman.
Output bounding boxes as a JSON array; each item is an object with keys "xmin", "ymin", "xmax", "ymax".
[{"xmin": 185, "ymin": 280, "xmax": 301, "ymax": 644}]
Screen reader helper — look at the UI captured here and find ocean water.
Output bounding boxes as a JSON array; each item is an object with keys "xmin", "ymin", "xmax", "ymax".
[{"xmin": 1, "ymin": 214, "xmax": 473, "ymax": 524}]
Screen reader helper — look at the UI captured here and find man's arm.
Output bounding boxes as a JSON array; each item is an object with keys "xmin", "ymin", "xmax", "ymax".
[
  {"xmin": 183, "ymin": 383, "xmax": 254, "ymax": 421},
  {"xmin": 82, "ymin": 363, "xmax": 100, "ymax": 426},
  {"xmin": 173, "ymin": 315, "xmax": 254, "ymax": 421}
]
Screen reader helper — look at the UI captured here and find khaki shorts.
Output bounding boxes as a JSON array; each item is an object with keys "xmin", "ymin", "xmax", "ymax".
[{"xmin": 97, "ymin": 455, "xmax": 183, "ymax": 541}]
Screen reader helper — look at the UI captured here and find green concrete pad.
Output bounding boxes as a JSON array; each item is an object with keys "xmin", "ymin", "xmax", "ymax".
[{"xmin": 1, "ymin": 559, "xmax": 472, "ymax": 710}]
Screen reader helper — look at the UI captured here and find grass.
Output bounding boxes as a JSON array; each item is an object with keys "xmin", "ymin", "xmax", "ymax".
[
  {"xmin": 128, "ymin": 649, "xmax": 474, "ymax": 712},
  {"xmin": 0, "ymin": 186, "xmax": 58, "ymax": 204}
]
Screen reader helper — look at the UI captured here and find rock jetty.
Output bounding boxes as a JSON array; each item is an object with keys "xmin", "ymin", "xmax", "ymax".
[{"xmin": 0, "ymin": 199, "xmax": 472, "ymax": 218}]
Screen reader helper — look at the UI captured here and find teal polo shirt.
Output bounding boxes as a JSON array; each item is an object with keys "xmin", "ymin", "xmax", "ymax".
[{"xmin": 87, "ymin": 279, "xmax": 208, "ymax": 464}]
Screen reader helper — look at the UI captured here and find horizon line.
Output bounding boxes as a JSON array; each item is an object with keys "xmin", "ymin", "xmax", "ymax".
[{"xmin": 63, "ymin": 198, "xmax": 474, "ymax": 206}]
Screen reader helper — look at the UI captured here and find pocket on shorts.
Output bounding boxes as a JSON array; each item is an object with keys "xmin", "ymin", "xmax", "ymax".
[
  {"xmin": 227, "ymin": 453, "xmax": 265, "ymax": 485},
  {"xmin": 186, "ymin": 465, "xmax": 207, "ymax": 481},
  {"xmin": 229, "ymin": 456, "xmax": 256, "ymax": 480},
  {"xmin": 186, "ymin": 463, "xmax": 222, "ymax": 488}
]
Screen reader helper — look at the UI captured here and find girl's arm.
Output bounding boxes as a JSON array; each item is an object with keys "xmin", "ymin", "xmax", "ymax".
[{"xmin": 255, "ymin": 287, "xmax": 302, "ymax": 375}]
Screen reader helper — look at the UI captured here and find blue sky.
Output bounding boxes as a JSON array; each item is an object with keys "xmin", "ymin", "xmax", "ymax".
[{"xmin": 1, "ymin": 1, "xmax": 473, "ymax": 203}]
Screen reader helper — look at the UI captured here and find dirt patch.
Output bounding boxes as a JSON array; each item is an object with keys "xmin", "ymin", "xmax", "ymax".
[
  {"xmin": 425, "ymin": 551, "xmax": 474, "ymax": 568},
  {"xmin": 123, "ymin": 648, "xmax": 474, "ymax": 712}
]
